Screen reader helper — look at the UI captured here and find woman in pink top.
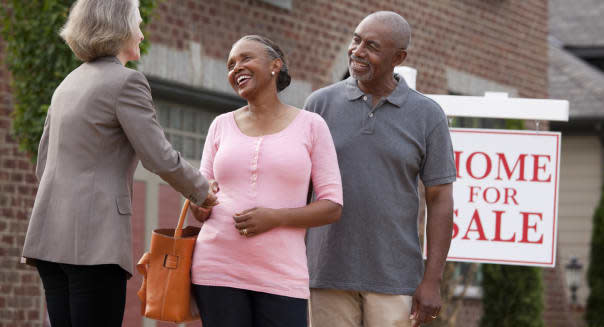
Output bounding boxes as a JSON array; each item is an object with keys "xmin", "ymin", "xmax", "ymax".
[{"xmin": 189, "ymin": 35, "xmax": 343, "ymax": 327}]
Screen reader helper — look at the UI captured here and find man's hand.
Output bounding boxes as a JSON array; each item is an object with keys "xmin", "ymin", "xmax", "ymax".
[
  {"xmin": 409, "ymin": 182, "xmax": 452, "ymax": 326},
  {"xmin": 233, "ymin": 207, "xmax": 281, "ymax": 237},
  {"xmin": 191, "ymin": 180, "xmax": 219, "ymax": 223},
  {"xmin": 410, "ymin": 279, "xmax": 441, "ymax": 326}
]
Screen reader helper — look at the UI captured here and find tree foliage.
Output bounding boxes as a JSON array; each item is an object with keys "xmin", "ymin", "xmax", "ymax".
[
  {"xmin": 480, "ymin": 264, "xmax": 544, "ymax": 327},
  {"xmin": 0, "ymin": 0, "xmax": 156, "ymax": 160},
  {"xmin": 586, "ymin": 184, "xmax": 604, "ymax": 326}
]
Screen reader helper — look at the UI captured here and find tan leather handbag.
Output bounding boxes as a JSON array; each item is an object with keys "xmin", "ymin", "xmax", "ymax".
[{"xmin": 137, "ymin": 199, "xmax": 200, "ymax": 322}]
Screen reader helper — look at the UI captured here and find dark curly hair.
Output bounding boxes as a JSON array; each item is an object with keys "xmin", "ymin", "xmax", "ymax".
[{"xmin": 240, "ymin": 35, "xmax": 291, "ymax": 92}]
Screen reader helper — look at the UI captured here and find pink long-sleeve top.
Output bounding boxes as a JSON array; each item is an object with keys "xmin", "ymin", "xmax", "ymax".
[{"xmin": 191, "ymin": 110, "xmax": 343, "ymax": 299}]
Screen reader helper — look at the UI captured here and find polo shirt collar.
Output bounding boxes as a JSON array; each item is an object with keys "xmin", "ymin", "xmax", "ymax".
[
  {"xmin": 385, "ymin": 74, "xmax": 410, "ymax": 108},
  {"xmin": 345, "ymin": 76, "xmax": 365, "ymax": 100},
  {"xmin": 345, "ymin": 73, "xmax": 410, "ymax": 108}
]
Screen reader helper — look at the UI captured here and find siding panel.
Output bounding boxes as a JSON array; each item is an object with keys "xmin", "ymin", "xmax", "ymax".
[{"xmin": 557, "ymin": 135, "xmax": 602, "ymax": 307}]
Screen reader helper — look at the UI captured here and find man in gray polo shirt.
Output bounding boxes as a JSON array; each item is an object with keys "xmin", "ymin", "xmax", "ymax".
[{"xmin": 305, "ymin": 11, "xmax": 456, "ymax": 327}]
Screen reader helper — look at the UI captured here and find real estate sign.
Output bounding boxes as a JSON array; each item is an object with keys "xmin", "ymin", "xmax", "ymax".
[{"xmin": 424, "ymin": 128, "xmax": 561, "ymax": 267}]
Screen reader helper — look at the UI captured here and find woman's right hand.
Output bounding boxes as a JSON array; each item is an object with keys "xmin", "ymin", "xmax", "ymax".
[{"xmin": 191, "ymin": 181, "xmax": 220, "ymax": 223}]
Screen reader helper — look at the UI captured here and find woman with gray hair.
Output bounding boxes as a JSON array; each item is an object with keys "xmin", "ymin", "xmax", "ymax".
[{"xmin": 21, "ymin": 1, "xmax": 216, "ymax": 326}]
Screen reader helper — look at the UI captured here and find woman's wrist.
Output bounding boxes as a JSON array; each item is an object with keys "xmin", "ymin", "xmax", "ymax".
[
  {"xmin": 191, "ymin": 203, "xmax": 212, "ymax": 222},
  {"xmin": 271, "ymin": 208, "xmax": 287, "ymax": 228},
  {"xmin": 199, "ymin": 206, "xmax": 212, "ymax": 217}
]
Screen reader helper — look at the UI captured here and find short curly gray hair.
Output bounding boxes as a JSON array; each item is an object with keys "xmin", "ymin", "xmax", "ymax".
[{"xmin": 60, "ymin": 0, "xmax": 140, "ymax": 62}]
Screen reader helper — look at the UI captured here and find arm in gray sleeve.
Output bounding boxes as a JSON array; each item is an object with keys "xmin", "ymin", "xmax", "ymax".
[
  {"xmin": 421, "ymin": 117, "xmax": 457, "ymax": 186},
  {"xmin": 303, "ymin": 92, "xmax": 317, "ymax": 113},
  {"xmin": 35, "ymin": 108, "xmax": 51, "ymax": 181},
  {"xmin": 115, "ymin": 70, "xmax": 209, "ymax": 205}
]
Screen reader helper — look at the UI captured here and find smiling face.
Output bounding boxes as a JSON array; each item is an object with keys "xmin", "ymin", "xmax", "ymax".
[
  {"xmin": 347, "ymin": 17, "xmax": 405, "ymax": 84},
  {"xmin": 226, "ymin": 39, "xmax": 281, "ymax": 99}
]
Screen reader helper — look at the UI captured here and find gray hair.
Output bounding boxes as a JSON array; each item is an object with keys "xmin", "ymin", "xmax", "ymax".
[
  {"xmin": 364, "ymin": 11, "xmax": 411, "ymax": 50},
  {"xmin": 239, "ymin": 35, "xmax": 291, "ymax": 92},
  {"xmin": 60, "ymin": 0, "xmax": 140, "ymax": 62}
]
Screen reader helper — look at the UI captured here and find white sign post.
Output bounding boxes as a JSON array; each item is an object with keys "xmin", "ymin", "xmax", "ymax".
[
  {"xmin": 394, "ymin": 66, "xmax": 569, "ymax": 122},
  {"xmin": 395, "ymin": 67, "xmax": 570, "ymax": 267}
]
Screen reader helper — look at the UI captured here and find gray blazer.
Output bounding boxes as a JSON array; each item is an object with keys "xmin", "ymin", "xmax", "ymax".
[{"xmin": 22, "ymin": 56, "xmax": 209, "ymax": 276}]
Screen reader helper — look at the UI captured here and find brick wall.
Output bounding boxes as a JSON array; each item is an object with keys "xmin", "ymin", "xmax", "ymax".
[
  {"xmin": 0, "ymin": 37, "xmax": 45, "ymax": 326},
  {"xmin": 543, "ymin": 261, "xmax": 579, "ymax": 327},
  {"xmin": 147, "ymin": 0, "xmax": 548, "ymax": 98},
  {"xmin": 0, "ymin": 0, "xmax": 576, "ymax": 326}
]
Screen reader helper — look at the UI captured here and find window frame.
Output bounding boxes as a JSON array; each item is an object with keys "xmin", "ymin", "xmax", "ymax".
[
  {"xmin": 148, "ymin": 76, "xmax": 246, "ymax": 161},
  {"xmin": 258, "ymin": 0, "xmax": 293, "ymax": 10},
  {"xmin": 148, "ymin": 76, "xmax": 245, "ymax": 113}
]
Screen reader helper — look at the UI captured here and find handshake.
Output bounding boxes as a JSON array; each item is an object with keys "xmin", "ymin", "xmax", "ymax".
[{"xmin": 190, "ymin": 180, "xmax": 220, "ymax": 223}]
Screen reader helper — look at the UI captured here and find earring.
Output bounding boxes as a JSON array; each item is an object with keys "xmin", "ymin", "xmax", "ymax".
[{"xmin": 271, "ymin": 71, "xmax": 275, "ymax": 76}]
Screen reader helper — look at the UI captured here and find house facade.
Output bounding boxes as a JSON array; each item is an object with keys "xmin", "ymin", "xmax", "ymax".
[
  {"xmin": 1, "ymin": 1, "xmax": 581, "ymax": 326},
  {"xmin": 549, "ymin": 0, "xmax": 604, "ymax": 323}
]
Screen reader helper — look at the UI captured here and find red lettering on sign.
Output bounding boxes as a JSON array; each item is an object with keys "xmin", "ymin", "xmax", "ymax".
[
  {"xmin": 469, "ymin": 186, "xmax": 481, "ymax": 203},
  {"xmin": 461, "ymin": 209, "xmax": 488, "ymax": 241},
  {"xmin": 452, "ymin": 209, "xmax": 459, "ymax": 239},
  {"xmin": 495, "ymin": 153, "xmax": 527, "ymax": 181},
  {"xmin": 452, "ymin": 209, "xmax": 545, "ymax": 244},
  {"xmin": 504, "ymin": 187, "xmax": 519, "ymax": 205},
  {"xmin": 454, "ymin": 151, "xmax": 463, "ymax": 178},
  {"xmin": 455, "ymin": 151, "xmax": 552, "ymax": 182},
  {"xmin": 466, "ymin": 152, "xmax": 492, "ymax": 180},
  {"xmin": 492, "ymin": 210, "xmax": 516, "ymax": 242},
  {"xmin": 519, "ymin": 212, "xmax": 543, "ymax": 244},
  {"xmin": 467, "ymin": 186, "xmax": 519, "ymax": 205},
  {"xmin": 531, "ymin": 155, "xmax": 551, "ymax": 183},
  {"xmin": 483, "ymin": 187, "xmax": 501, "ymax": 204}
]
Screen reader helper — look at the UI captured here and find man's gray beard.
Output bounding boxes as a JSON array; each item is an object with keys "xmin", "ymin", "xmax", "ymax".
[{"xmin": 349, "ymin": 66, "xmax": 373, "ymax": 81}]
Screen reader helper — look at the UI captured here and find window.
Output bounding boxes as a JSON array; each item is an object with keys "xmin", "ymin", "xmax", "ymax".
[
  {"xmin": 258, "ymin": 0, "xmax": 293, "ymax": 10},
  {"xmin": 149, "ymin": 76, "xmax": 246, "ymax": 161},
  {"xmin": 156, "ymin": 100, "xmax": 217, "ymax": 160}
]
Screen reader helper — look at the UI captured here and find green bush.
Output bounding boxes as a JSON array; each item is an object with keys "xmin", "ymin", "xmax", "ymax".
[
  {"xmin": 586, "ymin": 185, "xmax": 604, "ymax": 326},
  {"xmin": 480, "ymin": 264, "xmax": 544, "ymax": 327},
  {"xmin": 0, "ymin": 0, "xmax": 156, "ymax": 160}
]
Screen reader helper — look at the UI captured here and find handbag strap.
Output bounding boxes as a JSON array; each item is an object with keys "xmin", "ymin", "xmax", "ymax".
[
  {"xmin": 173, "ymin": 199, "xmax": 191, "ymax": 239},
  {"xmin": 136, "ymin": 252, "xmax": 150, "ymax": 314}
]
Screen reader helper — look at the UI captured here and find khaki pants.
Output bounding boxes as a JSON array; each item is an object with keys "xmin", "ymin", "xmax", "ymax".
[{"xmin": 309, "ymin": 288, "xmax": 412, "ymax": 327}]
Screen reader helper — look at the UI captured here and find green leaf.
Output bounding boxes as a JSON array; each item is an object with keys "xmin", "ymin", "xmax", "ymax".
[
  {"xmin": 1, "ymin": 0, "xmax": 157, "ymax": 161},
  {"xmin": 586, "ymin": 185, "xmax": 604, "ymax": 326}
]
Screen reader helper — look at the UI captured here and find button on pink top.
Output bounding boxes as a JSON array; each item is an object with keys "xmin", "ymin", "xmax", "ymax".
[{"xmin": 191, "ymin": 110, "xmax": 343, "ymax": 299}]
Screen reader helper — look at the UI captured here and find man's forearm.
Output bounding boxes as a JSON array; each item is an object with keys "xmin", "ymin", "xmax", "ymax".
[{"xmin": 424, "ymin": 183, "xmax": 454, "ymax": 283}]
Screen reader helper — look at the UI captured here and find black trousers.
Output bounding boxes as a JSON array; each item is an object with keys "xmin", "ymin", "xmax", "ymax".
[
  {"xmin": 192, "ymin": 285, "xmax": 308, "ymax": 327},
  {"xmin": 35, "ymin": 260, "xmax": 128, "ymax": 327}
]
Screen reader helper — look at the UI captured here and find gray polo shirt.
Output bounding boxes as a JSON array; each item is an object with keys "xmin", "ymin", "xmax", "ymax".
[{"xmin": 305, "ymin": 75, "xmax": 456, "ymax": 295}]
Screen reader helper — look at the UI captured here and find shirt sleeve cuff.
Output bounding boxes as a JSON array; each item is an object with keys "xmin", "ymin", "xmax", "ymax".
[{"xmin": 422, "ymin": 175, "xmax": 456, "ymax": 187}]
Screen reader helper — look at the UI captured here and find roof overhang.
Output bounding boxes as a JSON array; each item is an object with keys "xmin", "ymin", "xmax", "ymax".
[
  {"xmin": 564, "ymin": 46, "xmax": 604, "ymax": 59},
  {"xmin": 551, "ymin": 117, "xmax": 604, "ymax": 135}
]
